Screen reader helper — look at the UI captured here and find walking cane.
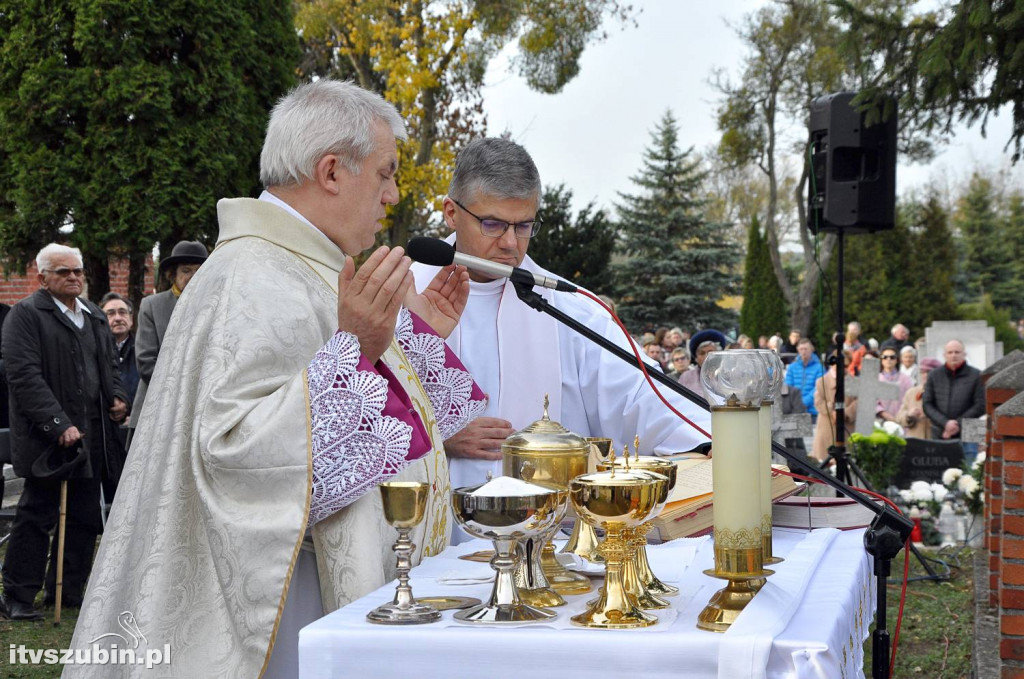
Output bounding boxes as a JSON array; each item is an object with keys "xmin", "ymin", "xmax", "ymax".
[{"xmin": 54, "ymin": 478, "xmax": 68, "ymax": 626}]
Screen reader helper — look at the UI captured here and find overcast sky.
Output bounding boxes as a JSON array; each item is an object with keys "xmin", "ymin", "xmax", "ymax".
[{"xmin": 481, "ymin": 0, "xmax": 1023, "ymax": 215}]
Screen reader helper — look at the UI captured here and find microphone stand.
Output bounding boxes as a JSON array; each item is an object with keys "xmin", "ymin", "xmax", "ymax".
[{"xmin": 511, "ymin": 280, "xmax": 911, "ymax": 679}]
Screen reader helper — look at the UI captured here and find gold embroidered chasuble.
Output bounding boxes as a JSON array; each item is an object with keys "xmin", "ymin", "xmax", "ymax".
[{"xmin": 68, "ymin": 199, "xmax": 453, "ymax": 678}]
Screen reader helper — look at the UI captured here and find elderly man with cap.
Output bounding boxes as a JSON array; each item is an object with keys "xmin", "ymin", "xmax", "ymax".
[
  {"xmin": 410, "ymin": 137, "xmax": 710, "ymax": 499},
  {"xmin": 129, "ymin": 240, "xmax": 207, "ymax": 430},
  {"xmin": 678, "ymin": 329, "xmax": 727, "ymax": 393},
  {"xmin": 0, "ymin": 243, "xmax": 128, "ymax": 621}
]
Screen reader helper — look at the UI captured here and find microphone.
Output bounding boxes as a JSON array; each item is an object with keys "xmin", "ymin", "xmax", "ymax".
[{"xmin": 407, "ymin": 237, "xmax": 578, "ymax": 293}]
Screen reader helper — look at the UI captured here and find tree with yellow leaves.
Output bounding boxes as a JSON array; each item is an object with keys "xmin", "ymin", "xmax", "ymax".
[{"xmin": 295, "ymin": 0, "xmax": 633, "ymax": 246}]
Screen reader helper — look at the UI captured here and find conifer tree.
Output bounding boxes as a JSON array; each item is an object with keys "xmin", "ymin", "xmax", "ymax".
[
  {"xmin": 611, "ymin": 112, "xmax": 740, "ymax": 332},
  {"xmin": 0, "ymin": 0, "xmax": 299, "ymax": 307},
  {"xmin": 954, "ymin": 174, "xmax": 1016, "ymax": 310},
  {"xmin": 527, "ymin": 184, "xmax": 614, "ymax": 295},
  {"xmin": 740, "ymin": 215, "xmax": 787, "ymax": 339}
]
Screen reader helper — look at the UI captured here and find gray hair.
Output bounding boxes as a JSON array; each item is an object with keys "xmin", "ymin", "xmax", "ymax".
[
  {"xmin": 36, "ymin": 243, "xmax": 83, "ymax": 272},
  {"xmin": 100, "ymin": 291, "xmax": 133, "ymax": 314},
  {"xmin": 448, "ymin": 138, "xmax": 541, "ymax": 205},
  {"xmin": 259, "ymin": 79, "xmax": 407, "ymax": 187},
  {"xmin": 847, "ymin": 321, "xmax": 861, "ymax": 333},
  {"xmin": 900, "ymin": 345, "xmax": 916, "ymax": 357}
]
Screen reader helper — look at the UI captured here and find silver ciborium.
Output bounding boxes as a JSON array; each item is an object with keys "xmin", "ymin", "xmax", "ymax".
[
  {"xmin": 451, "ymin": 478, "xmax": 562, "ymax": 624},
  {"xmin": 366, "ymin": 481, "xmax": 441, "ymax": 625}
]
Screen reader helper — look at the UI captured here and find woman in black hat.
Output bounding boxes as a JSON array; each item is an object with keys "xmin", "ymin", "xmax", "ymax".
[{"xmin": 129, "ymin": 241, "xmax": 208, "ymax": 430}]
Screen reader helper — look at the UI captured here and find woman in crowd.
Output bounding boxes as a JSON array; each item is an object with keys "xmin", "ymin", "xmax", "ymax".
[
  {"xmin": 899, "ymin": 345, "xmax": 919, "ymax": 385},
  {"xmin": 667, "ymin": 347, "xmax": 691, "ymax": 380},
  {"xmin": 875, "ymin": 350, "xmax": 915, "ymax": 423},
  {"xmin": 812, "ymin": 351, "xmax": 857, "ymax": 462},
  {"xmin": 896, "ymin": 357, "xmax": 941, "ymax": 438}
]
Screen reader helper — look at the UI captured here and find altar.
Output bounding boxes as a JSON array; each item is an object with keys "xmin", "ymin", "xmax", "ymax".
[{"xmin": 299, "ymin": 527, "xmax": 875, "ymax": 678}]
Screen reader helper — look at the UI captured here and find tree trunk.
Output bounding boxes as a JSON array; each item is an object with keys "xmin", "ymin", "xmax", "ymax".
[
  {"xmin": 128, "ymin": 250, "xmax": 149, "ymax": 323},
  {"xmin": 84, "ymin": 252, "xmax": 110, "ymax": 304}
]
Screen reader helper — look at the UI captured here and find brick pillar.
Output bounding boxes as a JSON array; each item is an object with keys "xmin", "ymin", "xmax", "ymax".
[
  {"xmin": 998, "ymin": 392, "xmax": 1024, "ymax": 676},
  {"xmin": 988, "ymin": 361, "xmax": 1024, "ymax": 607}
]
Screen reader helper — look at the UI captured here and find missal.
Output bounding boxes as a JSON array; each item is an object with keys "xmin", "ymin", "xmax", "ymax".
[
  {"xmin": 771, "ymin": 495, "xmax": 880, "ymax": 530},
  {"xmin": 648, "ymin": 459, "xmax": 801, "ymax": 542}
]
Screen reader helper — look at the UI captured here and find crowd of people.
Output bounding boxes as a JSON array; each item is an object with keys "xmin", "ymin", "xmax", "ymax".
[{"xmin": 634, "ymin": 322, "xmax": 985, "ymax": 464}]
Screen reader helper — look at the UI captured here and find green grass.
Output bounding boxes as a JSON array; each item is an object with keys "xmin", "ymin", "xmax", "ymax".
[
  {"xmin": 1, "ymin": 540, "xmax": 80, "ymax": 679},
  {"xmin": 865, "ymin": 545, "xmax": 975, "ymax": 678}
]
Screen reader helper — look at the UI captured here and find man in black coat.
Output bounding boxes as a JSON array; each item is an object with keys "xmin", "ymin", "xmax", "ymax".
[
  {"xmin": 0, "ymin": 244, "xmax": 128, "ymax": 621},
  {"xmin": 922, "ymin": 339, "xmax": 985, "ymax": 441}
]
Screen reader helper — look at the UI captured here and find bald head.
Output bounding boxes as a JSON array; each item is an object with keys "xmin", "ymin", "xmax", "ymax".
[{"xmin": 944, "ymin": 340, "xmax": 966, "ymax": 368}]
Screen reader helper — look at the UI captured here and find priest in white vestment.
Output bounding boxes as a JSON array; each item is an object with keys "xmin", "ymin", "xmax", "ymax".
[
  {"xmin": 410, "ymin": 138, "xmax": 711, "ymax": 511},
  {"xmin": 68, "ymin": 81, "xmax": 485, "ymax": 678}
]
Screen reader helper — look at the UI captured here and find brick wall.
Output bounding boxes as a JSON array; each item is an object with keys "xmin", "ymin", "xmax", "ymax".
[
  {"xmin": 987, "ymin": 357, "xmax": 1024, "ymax": 607},
  {"xmin": 0, "ymin": 255, "xmax": 155, "ymax": 306},
  {"xmin": 999, "ymin": 392, "xmax": 1024, "ymax": 677}
]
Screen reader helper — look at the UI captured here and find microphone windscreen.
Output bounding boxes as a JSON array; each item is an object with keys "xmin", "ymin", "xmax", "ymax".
[{"xmin": 407, "ymin": 237, "xmax": 455, "ymax": 266}]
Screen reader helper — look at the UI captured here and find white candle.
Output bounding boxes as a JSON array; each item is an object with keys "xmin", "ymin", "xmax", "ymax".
[
  {"xmin": 711, "ymin": 406, "xmax": 762, "ymax": 545},
  {"xmin": 759, "ymin": 403, "xmax": 773, "ymax": 539}
]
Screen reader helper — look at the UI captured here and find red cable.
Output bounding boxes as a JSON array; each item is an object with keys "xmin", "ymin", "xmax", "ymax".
[
  {"xmin": 572, "ymin": 291, "xmax": 908, "ymax": 670},
  {"xmin": 576, "ymin": 289, "xmax": 710, "ymax": 439},
  {"xmin": 775, "ymin": 468, "xmax": 909, "ymax": 673}
]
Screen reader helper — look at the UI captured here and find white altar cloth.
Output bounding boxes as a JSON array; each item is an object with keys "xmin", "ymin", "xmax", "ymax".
[{"xmin": 299, "ymin": 527, "xmax": 874, "ymax": 679}]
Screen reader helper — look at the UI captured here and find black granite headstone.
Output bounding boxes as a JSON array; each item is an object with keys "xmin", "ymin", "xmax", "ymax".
[{"xmin": 894, "ymin": 437, "xmax": 964, "ymax": 487}]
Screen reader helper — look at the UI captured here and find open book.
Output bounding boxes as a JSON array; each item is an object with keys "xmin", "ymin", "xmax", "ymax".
[{"xmin": 648, "ymin": 459, "xmax": 801, "ymax": 542}]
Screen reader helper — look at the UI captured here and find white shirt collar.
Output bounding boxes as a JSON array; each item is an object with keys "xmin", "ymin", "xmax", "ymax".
[
  {"xmin": 51, "ymin": 295, "xmax": 91, "ymax": 316},
  {"xmin": 259, "ymin": 190, "xmax": 339, "ymax": 251}
]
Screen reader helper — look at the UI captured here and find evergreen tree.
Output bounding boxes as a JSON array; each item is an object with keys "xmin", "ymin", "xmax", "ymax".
[
  {"xmin": 954, "ymin": 174, "xmax": 1016, "ymax": 310},
  {"xmin": 740, "ymin": 215, "xmax": 787, "ymax": 339},
  {"xmin": 610, "ymin": 111, "xmax": 740, "ymax": 332},
  {"xmin": 907, "ymin": 195, "xmax": 958, "ymax": 328},
  {"xmin": 0, "ymin": 0, "xmax": 299, "ymax": 307},
  {"xmin": 1003, "ymin": 192, "xmax": 1024, "ymax": 319},
  {"xmin": 527, "ymin": 184, "xmax": 615, "ymax": 295}
]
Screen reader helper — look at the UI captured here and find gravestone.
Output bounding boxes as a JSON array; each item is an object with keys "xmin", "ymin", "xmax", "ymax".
[
  {"xmin": 844, "ymin": 357, "xmax": 900, "ymax": 435},
  {"xmin": 893, "ymin": 437, "xmax": 964, "ymax": 487},
  {"xmin": 920, "ymin": 320, "xmax": 1003, "ymax": 371},
  {"xmin": 961, "ymin": 416, "xmax": 987, "ymax": 446},
  {"xmin": 770, "ymin": 399, "xmax": 814, "ymax": 466}
]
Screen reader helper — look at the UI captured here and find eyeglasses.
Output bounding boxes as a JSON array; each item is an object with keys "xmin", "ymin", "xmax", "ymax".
[
  {"xmin": 45, "ymin": 267, "xmax": 84, "ymax": 278},
  {"xmin": 452, "ymin": 199, "xmax": 542, "ymax": 239},
  {"xmin": 104, "ymin": 308, "xmax": 131, "ymax": 317},
  {"xmin": 881, "ymin": 355, "xmax": 898, "ymax": 360}
]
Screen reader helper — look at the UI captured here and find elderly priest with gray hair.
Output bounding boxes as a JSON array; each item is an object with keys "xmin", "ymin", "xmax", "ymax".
[{"xmin": 69, "ymin": 80, "xmax": 486, "ymax": 678}]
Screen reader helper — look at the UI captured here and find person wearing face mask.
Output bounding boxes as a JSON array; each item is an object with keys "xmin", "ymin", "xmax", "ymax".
[{"xmin": 128, "ymin": 240, "xmax": 208, "ymax": 431}]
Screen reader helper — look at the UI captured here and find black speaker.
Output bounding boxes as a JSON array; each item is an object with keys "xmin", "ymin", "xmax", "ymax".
[{"xmin": 807, "ymin": 91, "xmax": 897, "ymax": 234}]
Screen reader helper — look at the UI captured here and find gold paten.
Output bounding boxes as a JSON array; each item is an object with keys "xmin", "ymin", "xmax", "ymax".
[
  {"xmin": 569, "ymin": 452, "xmax": 664, "ymax": 629},
  {"xmin": 503, "ymin": 397, "xmax": 591, "ymax": 597}
]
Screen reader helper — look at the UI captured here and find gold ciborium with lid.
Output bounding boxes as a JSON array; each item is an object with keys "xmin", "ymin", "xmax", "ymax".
[
  {"xmin": 569, "ymin": 448, "xmax": 666, "ymax": 628},
  {"xmin": 502, "ymin": 396, "xmax": 592, "ymax": 600}
]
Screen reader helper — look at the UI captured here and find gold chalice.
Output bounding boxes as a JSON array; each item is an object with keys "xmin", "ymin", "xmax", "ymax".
[
  {"xmin": 503, "ymin": 398, "xmax": 592, "ymax": 600},
  {"xmin": 562, "ymin": 437, "xmax": 612, "ymax": 564},
  {"xmin": 451, "ymin": 480, "xmax": 561, "ymax": 624},
  {"xmin": 569, "ymin": 454, "xmax": 664, "ymax": 629},
  {"xmin": 366, "ymin": 481, "xmax": 441, "ymax": 625},
  {"xmin": 598, "ymin": 450, "xmax": 680, "ymax": 598}
]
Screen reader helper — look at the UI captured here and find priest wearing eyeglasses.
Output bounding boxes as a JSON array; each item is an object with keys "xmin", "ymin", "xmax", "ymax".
[{"xmin": 411, "ymin": 138, "xmax": 710, "ymax": 527}]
